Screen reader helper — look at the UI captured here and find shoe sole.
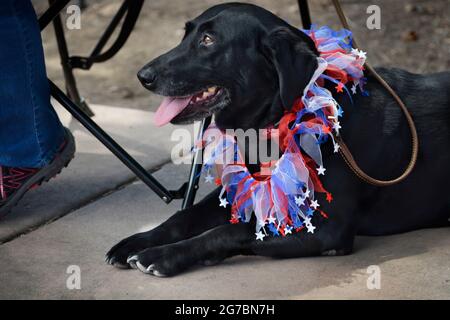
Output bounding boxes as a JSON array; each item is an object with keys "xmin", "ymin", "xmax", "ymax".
[{"xmin": 0, "ymin": 128, "xmax": 76, "ymax": 219}]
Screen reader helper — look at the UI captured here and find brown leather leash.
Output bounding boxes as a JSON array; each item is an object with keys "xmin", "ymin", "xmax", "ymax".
[{"xmin": 330, "ymin": 0, "xmax": 419, "ymax": 186}]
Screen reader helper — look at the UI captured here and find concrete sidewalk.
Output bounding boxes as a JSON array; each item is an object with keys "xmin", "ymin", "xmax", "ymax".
[{"xmin": 0, "ymin": 104, "xmax": 449, "ymax": 299}]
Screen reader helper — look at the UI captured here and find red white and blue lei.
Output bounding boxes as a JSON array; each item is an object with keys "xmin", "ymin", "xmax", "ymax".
[{"xmin": 200, "ymin": 25, "xmax": 368, "ymax": 241}]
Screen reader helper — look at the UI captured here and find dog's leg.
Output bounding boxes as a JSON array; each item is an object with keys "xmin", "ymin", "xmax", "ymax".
[
  {"xmin": 106, "ymin": 187, "xmax": 230, "ymax": 268},
  {"xmin": 129, "ymin": 213, "xmax": 356, "ymax": 277},
  {"xmin": 128, "ymin": 222, "xmax": 253, "ymax": 276}
]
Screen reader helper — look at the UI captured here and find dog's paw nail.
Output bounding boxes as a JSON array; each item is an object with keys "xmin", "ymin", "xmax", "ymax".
[
  {"xmin": 152, "ymin": 269, "xmax": 167, "ymax": 277},
  {"xmin": 136, "ymin": 261, "xmax": 151, "ymax": 274},
  {"xmin": 108, "ymin": 257, "xmax": 116, "ymax": 265},
  {"xmin": 146, "ymin": 264, "xmax": 166, "ymax": 277},
  {"xmin": 127, "ymin": 255, "xmax": 139, "ymax": 269},
  {"xmin": 127, "ymin": 255, "xmax": 138, "ymax": 263}
]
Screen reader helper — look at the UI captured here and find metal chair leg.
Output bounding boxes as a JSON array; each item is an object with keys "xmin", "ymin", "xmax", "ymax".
[
  {"xmin": 298, "ymin": 0, "xmax": 312, "ymax": 29},
  {"xmin": 50, "ymin": 1, "xmax": 94, "ymax": 117},
  {"xmin": 182, "ymin": 117, "xmax": 212, "ymax": 210}
]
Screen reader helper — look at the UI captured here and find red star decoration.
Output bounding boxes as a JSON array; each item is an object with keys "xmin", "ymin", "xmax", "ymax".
[
  {"xmin": 214, "ymin": 178, "xmax": 222, "ymax": 186},
  {"xmin": 326, "ymin": 192, "xmax": 333, "ymax": 203},
  {"xmin": 335, "ymin": 82, "xmax": 344, "ymax": 93},
  {"xmin": 322, "ymin": 125, "xmax": 331, "ymax": 134},
  {"xmin": 230, "ymin": 216, "xmax": 239, "ymax": 224}
]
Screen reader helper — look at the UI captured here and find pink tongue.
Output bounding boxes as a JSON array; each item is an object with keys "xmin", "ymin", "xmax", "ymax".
[{"xmin": 154, "ymin": 96, "xmax": 193, "ymax": 127}]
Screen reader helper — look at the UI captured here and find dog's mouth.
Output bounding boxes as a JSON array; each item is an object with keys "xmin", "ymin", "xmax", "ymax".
[{"xmin": 154, "ymin": 86, "xmax": 228, "ymax": 126}]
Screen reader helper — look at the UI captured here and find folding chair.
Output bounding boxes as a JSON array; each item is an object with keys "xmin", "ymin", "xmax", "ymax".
[{"xmin": 39, "ymin": 0, "xmax": 313, "ymax": 210}]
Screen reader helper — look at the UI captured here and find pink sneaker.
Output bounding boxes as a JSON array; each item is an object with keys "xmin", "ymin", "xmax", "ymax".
[{"xmin": 0, "ymin": 128, "xmax": 75, "ymax": 218}]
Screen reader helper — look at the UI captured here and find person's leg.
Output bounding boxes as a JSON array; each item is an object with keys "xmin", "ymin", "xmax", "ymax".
[
  {"xmin": 0, "ymin": 0, "xmax": 75, "ymax": 217},
  {"xmin": 0, "ymin": 0, "xmax": 65, "ymax": 168}
]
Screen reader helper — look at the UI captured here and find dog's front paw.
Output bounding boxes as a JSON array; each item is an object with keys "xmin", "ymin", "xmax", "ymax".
[
  {"xmin": 106, "ymin": 232, "xmax": 154, "ymax": 269},
  {"xmin": 127, "ymin": 244, "xmax": 191, "ymax": 277}
]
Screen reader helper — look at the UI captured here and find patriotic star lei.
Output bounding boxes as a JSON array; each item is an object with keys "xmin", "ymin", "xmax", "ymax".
[{"xmin": 201, "ymin": 25, "xmax": 368, "ymax": 241}]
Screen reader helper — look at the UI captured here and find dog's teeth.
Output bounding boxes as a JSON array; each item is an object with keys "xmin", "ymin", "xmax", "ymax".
[
  {"xmin": 208, "ymin": 86, "xmax": 216, "ymax": 93},
  {"xmin": 202, "ymin": 91, "xmax": 209, "ymax": 99}
]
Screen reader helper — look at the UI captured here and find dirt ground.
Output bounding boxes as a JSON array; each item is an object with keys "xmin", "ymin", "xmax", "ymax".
[{"xmin": 36, "ymin": 0, "xmax": 449, "ymax": 111}]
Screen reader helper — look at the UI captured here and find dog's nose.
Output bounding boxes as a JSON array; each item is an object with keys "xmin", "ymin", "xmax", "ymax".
[{"xmin": 137, "ymin": 67, "xmax": 157, "ymax": 89}]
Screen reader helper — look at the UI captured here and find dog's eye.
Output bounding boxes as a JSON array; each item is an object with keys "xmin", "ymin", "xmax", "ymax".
[{"xmin": 201, "ymin": 34, "xmax": 215, "ymax": 46}]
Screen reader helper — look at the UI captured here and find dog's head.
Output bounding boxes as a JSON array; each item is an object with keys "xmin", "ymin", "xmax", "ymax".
[{"xmin": 138, "ymin": 3, "xmax": 318, "ymax": 130}]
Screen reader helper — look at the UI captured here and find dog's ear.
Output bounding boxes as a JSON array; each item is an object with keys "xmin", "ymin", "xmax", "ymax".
[{"xmin": 263, "ymin": 27, "xmax": 318, "ymax": 110}]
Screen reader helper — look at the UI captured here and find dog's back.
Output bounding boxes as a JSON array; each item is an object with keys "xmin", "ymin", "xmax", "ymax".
[{"xmin": 355, "ymin": 68, "xmax": 450, "ymax": 234}]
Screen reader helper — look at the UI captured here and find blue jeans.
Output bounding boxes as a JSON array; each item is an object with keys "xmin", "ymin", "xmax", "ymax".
[{"xmin": 0, "ymin": 0, "xmax": 65, "ymax": 168}]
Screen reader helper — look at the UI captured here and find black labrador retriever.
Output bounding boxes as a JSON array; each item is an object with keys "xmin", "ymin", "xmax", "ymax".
[{"xmin": 106, "ymin": 3, "xmax": 450, "ymax": 277}]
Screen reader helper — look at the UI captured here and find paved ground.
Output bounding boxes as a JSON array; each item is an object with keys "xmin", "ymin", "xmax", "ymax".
[{"xmin": 0, "ymin": 104, "xmax": 449, "ymax": 300}]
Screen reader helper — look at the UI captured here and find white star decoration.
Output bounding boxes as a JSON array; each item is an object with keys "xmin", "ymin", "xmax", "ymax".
[
  {"xmin": 307, "ymin": 224, "xmax": 316, "ymax": 234},
  {"xmin": 303, "ymin": 216, "xmax": 316, "ymax": 234},
  {"xmin": 204, "ymin": 173, "xmax": 214, "ymax": 183},
  {"xmin": 351, "ymin": 48, "xmax": 367, "ymax": 60},
  {"xmin": 255, "ymin": 231, "xmax": 266, "ymax": 241},
  {"xmin": 333, "ymin": 121, "xmax": 342, "ymax": 135},
  {"xmin": 351, "ymin": 83, "xmax": 357, "ymax": 94},
  {"xmin": 334, "ymin": 143, "xmax": 340, "ymax": 153},
  {"xmin": 295, "ymin": 195, "xmax": 305, "ymax": 206},
  {"xmin": 303, "ymin": 189, "xmax": 311, "ymax": 198},
  {"xmin": 357, "ymin": 50, "xmax": 367, "ymax": 60},
  {"xmin": 303, "ymin": 217, "xmax": 312, "ymax": 225},
  {"xmin": 316, "ymin": 165, "xmax": 326, "ymax": 176},
  {"xmin": 310, "ymin": 199, "xmax": 320, "ymax": 210},
  {"xmin": 284, "ymin": 225, "xmax": 293, "ymax": 235},
  {"xmin": 219, "ymin": 197, "xmax": 228, "ymax": 208},
  {"xmin": 268, "ymin": 216, "xmax": 277, "ymax": 225}
]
